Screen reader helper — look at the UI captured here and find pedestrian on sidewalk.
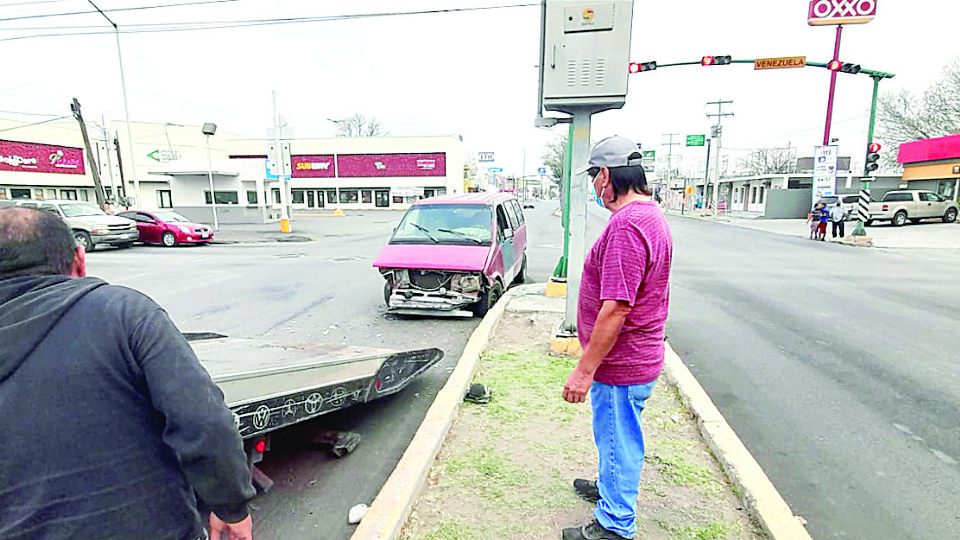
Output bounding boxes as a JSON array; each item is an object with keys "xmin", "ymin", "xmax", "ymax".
[
  {"xmin": 0, "ymin": 207, "xmax": 256, "ymax": 540},
  {"xmin": 807, "ymin": 204, "xmax": 820, "ymax": 239},
  {"xmin": 817, "ymin": 202, "xmax": 829, "ymax": 240},
  {"xmin": 561, "ymin": 136, "xmax": 673, "ymax": 540},
  {"xmin": 830, "ymin": 201, "xmax": 846, "ymax": 238}
]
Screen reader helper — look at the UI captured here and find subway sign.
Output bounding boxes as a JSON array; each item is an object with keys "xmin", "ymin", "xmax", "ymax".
[{"xmin": 808, "ymin": 0, "xmax": 876, "ymax": 25}]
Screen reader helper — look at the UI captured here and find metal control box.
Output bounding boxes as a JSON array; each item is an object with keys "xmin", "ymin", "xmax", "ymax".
[{"xmin": 541, "ymin": 0, "xmax": 633, "ymax": 113}]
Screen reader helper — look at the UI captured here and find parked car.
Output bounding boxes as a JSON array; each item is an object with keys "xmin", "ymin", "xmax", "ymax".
[
  {"xmin": 16, "ymin": 199, "xmax": 138, "ymax": 250},
  {"xmin": 865, "ymin": 190, "xmax": 959, "ymax": 226},
  {"xmin": 373, "ymin": 192, "xmax": 528, "ymax": 317},
  {"xmin": 816, "ymin": 194, "xmax": 861, "ymax": 220},
  {"xmin": 117, "ymin": 210, "xmax": 214, "ymax": 246}
]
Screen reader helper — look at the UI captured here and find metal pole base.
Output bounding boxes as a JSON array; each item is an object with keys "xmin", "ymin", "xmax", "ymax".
[{"xmin": 552, "ymin": 256, "xmax": 568, "ymax": 279}]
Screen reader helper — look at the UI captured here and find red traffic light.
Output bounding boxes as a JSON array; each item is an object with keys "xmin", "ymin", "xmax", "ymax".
[
  {"xmin": 628, "ymin": 61, "xmax": 657, "ymax": 73},
  {"xmin": 828, "ymin": 60, "xmax": 842, "ymax": 71},
  {"xmin": 868, "ymin": 142, "xmax": 881, "ymax": 153},
  {"xmin": 701, "ymin": 56, "xmax": 715, "ymax": 66}
]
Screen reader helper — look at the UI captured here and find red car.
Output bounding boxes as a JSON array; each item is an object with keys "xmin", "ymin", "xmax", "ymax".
[{"xmin": 117, "ymin": 210, "xmax": 214, "ymax": 246}]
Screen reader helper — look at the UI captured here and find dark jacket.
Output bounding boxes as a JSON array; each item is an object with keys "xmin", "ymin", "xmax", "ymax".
[{"xmin": 0, "ymin": 275, "xmax": 255, "ymax": 540}]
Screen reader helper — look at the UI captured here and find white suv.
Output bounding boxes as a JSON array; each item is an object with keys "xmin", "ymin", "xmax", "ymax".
[{"xmin": 16, "ymin": 200, "xmax": 139, "ymax": 250}]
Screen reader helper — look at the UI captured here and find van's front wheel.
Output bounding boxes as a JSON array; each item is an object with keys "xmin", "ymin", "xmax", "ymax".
[{"xmin": 473, "ymin": 281, "xmax": 502, "ymax": 318}]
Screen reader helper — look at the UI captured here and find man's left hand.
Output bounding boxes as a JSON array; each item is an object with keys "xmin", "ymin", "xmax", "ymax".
[{"xmin": 563, "ymin": 367, "xmax": 594, "ymax": 403}]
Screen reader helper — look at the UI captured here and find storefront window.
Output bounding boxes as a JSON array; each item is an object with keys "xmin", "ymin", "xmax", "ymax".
[
  {"xmin": 339, "ymin": 189, "xmax": 358, "ymax": 204},
  {"xmin": 292, "ymin": 190, "xmax": 305, "ymax": 204},
  {"xmin": 246, "ymin": 190, "xmax": 258, "ymax": 204},
  {"xmin": 60, "ymin": 189, "xmax": 77, "ymax": 200},
  {"xmin": 361, "ymin": 190, "xmax": 372, "ymax": 204},
  {"xmin": 204, "ymin": 191, "xmax": 239, "ymax": 204},
  {"xmin": 327, "ymin": 190, "xmax": 337, "ymax": 204}
]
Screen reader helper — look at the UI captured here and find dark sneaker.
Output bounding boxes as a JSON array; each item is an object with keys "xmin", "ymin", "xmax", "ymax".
[
  {"xmin": 573, "ymin": 478, "xmax": 600, "ymax": 503},
  {"xmin": 561, "ymin": 520, "xmax": 631, "ymax": 540}
]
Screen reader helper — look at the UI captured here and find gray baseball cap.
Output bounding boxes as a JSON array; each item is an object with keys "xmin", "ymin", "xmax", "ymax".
[{"xmin": 578, "ymin": 136, "xmax": 643, "ymax": 174}]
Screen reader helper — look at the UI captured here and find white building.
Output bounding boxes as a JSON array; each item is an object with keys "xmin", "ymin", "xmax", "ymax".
[{"xmin": 1, "ymin": 117, "xmax": 469, "ymax": 223}]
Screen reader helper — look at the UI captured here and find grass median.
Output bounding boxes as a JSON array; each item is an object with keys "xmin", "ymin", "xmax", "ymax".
[{"xmin": 400, "ymin": 311, "xmax": 766, "ymax": 540}]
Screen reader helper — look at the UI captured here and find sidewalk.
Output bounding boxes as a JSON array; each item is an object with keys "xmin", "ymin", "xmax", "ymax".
[
  {"xmin": 667, "ymin": 210, "xmax": 960, "ymax": 249},
  {"xmin": 351, "ymin": 285, "xmax": 812, "ymax": 540}
]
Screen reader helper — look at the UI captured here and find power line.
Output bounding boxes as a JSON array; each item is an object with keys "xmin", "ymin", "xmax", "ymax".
[
  {"xmin": 0, "ymin": 115, "xmax": 70, "ymax": 132},
  {"xmin": 0, "ymin": 3, "xmax": 538, "ymax": 42},
  {"xmin": 0, "ymin": 108, "xmax": 64, "ymax": 116},
  {"xmin": 0, "ymin": 0, "xmax": 69, "ymax": 7},
  {"xmin": 0, "ymin": 0, "xmax": 239, "ymax": 23}
]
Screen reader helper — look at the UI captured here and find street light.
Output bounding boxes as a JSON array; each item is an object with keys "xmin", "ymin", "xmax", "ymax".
[
  {"xmin": 87, "ymin": 0, "xmax": 140, "ymax": 208},
  {"xmin": 202, "ymin": 122, "xmax": 219, "ymax": 231}
]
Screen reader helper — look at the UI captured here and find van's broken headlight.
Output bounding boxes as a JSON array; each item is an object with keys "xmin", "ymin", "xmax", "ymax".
[{"xmin": 454, "ymin": 274, "xmax": 481, "ymax": 293}]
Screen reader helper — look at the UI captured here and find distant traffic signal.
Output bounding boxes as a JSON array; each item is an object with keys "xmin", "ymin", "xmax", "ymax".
[
  {"xmin": 701, "ymin": 55, "xmax": 732, "ymax": 66},
  {"xmin": 628, "ymin": 61, "xmax": 657, "ymax": 73},
  {"xmin": 865, "ymin": 142, "xmax": 881, "ymax": 173},
  {"xmin": 827, "ymin": 60, "xmax": 860, "ymax": 74}
]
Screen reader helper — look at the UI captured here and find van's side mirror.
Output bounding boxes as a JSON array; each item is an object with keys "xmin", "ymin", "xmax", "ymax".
[{"xmin": 503, "ymin": 227, "xmax": 514, "ymax": 239}]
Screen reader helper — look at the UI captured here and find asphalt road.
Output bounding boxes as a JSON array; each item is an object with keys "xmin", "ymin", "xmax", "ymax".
[
  {"xmin": 664, "ymin": 216, "xmax": 960, "ymax": 539},
  {"xmin": 84, "ymin": 204, "xmax": 959, "ymax": 539},
  {"xmin": 85, "ymin": 203, "xmax": 563, "ymax": 539}
]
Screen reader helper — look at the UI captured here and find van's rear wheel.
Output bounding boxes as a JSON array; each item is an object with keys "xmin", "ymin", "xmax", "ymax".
[
  {"xmin": 944, "ymin": 208, "xmax": 957, "ymax": 223},
  {"xmin": 473, "ymin": 281, "xmax": 502, "ymax": 318},
  {"xmin": 513, "ymin": 253, "xmax": 528, "ymax": 285},
  {"xmin": 892, "ymin": 211, "xmax": 908, "ymax": 227}
]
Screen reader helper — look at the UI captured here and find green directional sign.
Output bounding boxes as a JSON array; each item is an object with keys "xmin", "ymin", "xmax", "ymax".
[
  {"xmin": 642, "ymin": 150, "xmax": 656, "ymax": 159},
  {"xmin": 686, "ymin": 134, "xmax": 705, "ymax": 147},
  {"xmin": 147, "ymin": 150, "xmax": 161, "ymax": 162}
]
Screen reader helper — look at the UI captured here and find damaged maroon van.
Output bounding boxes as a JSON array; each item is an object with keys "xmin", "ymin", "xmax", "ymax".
[{"xmin": 372, "ymin": 192, "xmax": 528, "ymax": 317}]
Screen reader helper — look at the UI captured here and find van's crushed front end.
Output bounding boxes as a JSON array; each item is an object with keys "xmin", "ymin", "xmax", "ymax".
[{"xmin": 379, "ymin": 268, "xmax": 483, "ymax": 317}]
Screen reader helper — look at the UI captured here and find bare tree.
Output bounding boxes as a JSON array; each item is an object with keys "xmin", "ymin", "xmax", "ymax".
[
  {"xmin": 734, "ymin": 146, "xmax": 797, "ymax": 176},
  {"xmin": 333, "ymin": 113, "xmax": 389, "ymax": 137},
  {"xmin": 877, "ymin": 56, "xmax": 960, "ymax": 170}
]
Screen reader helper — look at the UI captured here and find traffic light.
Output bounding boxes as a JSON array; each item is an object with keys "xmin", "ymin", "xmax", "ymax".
[
  {"xmin": 701, "ymin": 55, "xmax": 732, "ymax": 66},
  {"xmin": 827, "ymin": 60, "xmax": 860, "ymax": 74},
  {"xmin": 865, "ymin": 142, "xmax": 881, "ymax": 173},
  {"xmin": 628, "ymin": 61, "xmax": 657, "ymax": 73}
]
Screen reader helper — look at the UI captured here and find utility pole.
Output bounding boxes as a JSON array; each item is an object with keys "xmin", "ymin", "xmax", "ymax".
[
  {"xmin": 706, "ymin": 99, "xmax": 733, "ymax": 208},
  {"xmin": 70, "ymin": 98, "xmax": 107, "ymax": 210},
  {"xmin": 100, "ymin": 115, "xmax": 117, "ymax": 206},
  {"xmin": 661, "ymin": 133, "xmax": 680, "ymax": 199},
  {"xmin": 113, "ymin": 135, "xmax": 128, "ymax": 208}
]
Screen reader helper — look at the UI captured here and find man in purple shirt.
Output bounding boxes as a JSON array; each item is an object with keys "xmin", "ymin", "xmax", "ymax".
[{"xmin": 562, "ymin": 136, "xmax": 673, "ymax": 540}]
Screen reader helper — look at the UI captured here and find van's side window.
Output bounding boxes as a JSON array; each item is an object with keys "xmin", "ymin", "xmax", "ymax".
[
  {"xmin": 510, "ymin": 200, "xmax": 525, "ymax": 225},
  {"xmin": 496, "ymin": 205, "xmax": 510, "ymax": 241},
  {"xmin": 503, "ymin": 200, "xmax": 520, "ymax": 230}
]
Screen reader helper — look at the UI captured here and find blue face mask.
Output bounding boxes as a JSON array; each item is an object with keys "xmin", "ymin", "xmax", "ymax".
[{"xmin": 594, "ymin": 195, "xmax": 606, "ymax": 209}]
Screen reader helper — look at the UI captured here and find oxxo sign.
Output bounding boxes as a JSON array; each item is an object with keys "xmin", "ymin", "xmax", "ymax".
[{"xmin": 808, "ymin": 0, "xmax": 877, "ymax": 25}]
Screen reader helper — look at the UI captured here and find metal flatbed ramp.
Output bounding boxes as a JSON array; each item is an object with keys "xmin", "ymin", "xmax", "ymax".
[{"xmin": 190, "ymin": 337, "xmax": 443, "ymax": 439}]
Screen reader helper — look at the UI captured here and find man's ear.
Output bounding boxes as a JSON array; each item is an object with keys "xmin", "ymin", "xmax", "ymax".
[{"xmin": 70, "ymin": 245, "xmax": 86, "ymax": 278}]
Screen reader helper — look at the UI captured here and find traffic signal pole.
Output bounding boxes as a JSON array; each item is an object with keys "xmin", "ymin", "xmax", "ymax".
[
  {"xmin": 852, "ymin": 74, "xmax": 884, "ymax": 237},
  {"xmin": 822, "ymin": 24, "xmax": 844, "ymax": 145}
]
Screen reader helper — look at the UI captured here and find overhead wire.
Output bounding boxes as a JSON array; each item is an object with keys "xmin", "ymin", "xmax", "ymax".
[
  {"xmin": 0, "ymin": 0, "xmax": 239, "ymax": 22},
  {"xmin": 0, "ymin": 115, "xmax": 70, "ymax": 132},
  {"xmin": 0, "ymin": 3, "xmax": 538, "ymax": 42}
]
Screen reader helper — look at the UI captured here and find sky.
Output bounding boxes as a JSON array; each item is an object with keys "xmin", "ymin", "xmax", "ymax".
[{"xmin": 2, "ymin": 0, "xmax": 958, "ymax": 181}]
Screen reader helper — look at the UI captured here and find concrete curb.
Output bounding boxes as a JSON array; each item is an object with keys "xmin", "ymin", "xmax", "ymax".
[
  {"xmin": 349, "ymin": 287, "xmax": 517, "ymax": 540},
  {"xmin": 662, "ymin": 343, "xmax": 813, "ymax": 540}
]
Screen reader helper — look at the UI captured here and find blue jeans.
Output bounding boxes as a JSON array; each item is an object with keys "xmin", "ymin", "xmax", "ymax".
[{"xmin": 590, "ymin": 379, "xmax": 656, "ymax": 538}]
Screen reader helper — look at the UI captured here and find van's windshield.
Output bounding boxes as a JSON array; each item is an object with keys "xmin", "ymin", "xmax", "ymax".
[{"xmin": 391, "ymin": 204, "xmax": 492, "ymax": 245}]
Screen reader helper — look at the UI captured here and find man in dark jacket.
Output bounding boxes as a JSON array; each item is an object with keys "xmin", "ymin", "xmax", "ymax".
[{"xmin": 0, "ymin": 207, "xmax": 256, "ymax": 540}]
